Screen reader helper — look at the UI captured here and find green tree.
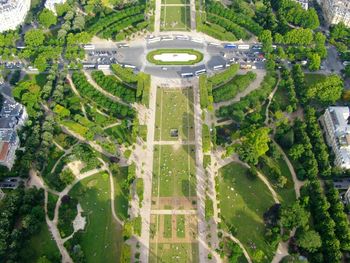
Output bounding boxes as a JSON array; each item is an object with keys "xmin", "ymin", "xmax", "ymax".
[
  {"xmin": 238, "ymin": 127, "xmax": 270, "ymax": 165},
  {"xmin": 259, "ymin": 30, "xmax": 273, "ymax": 54},
  {"xmin": 280, "ymin": 201, "xmax": 309, "ymax": 230},
  {"xmin": 308, "ymin": 53, "xmax": 321, "ymax": 71},
  {"xmin": 306, "ymin": 75, "xmax": 343, "ymax": 104},
  {"xmin": 296, "ymin": 230, "xmax": 322, "ymax": 252},
  {"xmin": 24, "ymin": 29, "xmax": 45, "ymax": 47},
  {"xmin": 38, "ymin": 8, "xmax": 57, "ymax": 28}
]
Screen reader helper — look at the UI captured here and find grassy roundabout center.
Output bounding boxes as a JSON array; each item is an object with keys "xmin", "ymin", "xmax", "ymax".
[{"xmin": 146, "ymin": 49, "xmax": 204, "ymax": 65}]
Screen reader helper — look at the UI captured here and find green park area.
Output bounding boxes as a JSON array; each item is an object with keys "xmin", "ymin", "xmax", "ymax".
[
  {"xmin": 149, "ymin": 243, "xmax": 199, "ymax": 263},
  {"xmin": 152, "ymin": 144, "xmax": 196, "ymax": 197},
  {"xmin": 155, "ymin": 87, "xmax": 195, "ymax": 141},
  {"xmin": 160, "ymin": 6, "xmax": 190, "ymax": 31},
  {"xmin": 68, "ymin": 172, "xmax": 124, "ymax": 263},
  {"xmin": 146, "ymin": 49, "xmax": 203, "ymax": 65},
  {"xmin": 218, "ymin": 162, "xmax": 276, "ymax": 261}
]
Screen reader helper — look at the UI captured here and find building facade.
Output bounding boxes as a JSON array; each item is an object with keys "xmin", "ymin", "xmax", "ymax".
[
  {"xmin": 45, "ymin": 0, "xmax": 66, "ymax": 13},
  {"xmin": 318, "ymin": 0, "xmax": 350, "ymax": 27},
  {"xmin": 322, "ymin": 106, "xmax": 350, "ymax": 169},
  {"xmin": 0, "ymin": 95, "xmax": 27, "ymax": 169},
  {"xmin": 0, "ymin": 0, "xmax": 31, "ymax": 33}
]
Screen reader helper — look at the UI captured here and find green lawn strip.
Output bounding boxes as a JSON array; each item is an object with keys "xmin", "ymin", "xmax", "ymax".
[
  {"xmin": 112, "ymin": 166, "xmax": 130, "ymax": 221},
  {"xmin": 202, "ymin": 124, "xmax": 211, "ymax": 153},
  {"xmin": 138, "ymin": 125, "xmax": 148, "ymax": 141},
  {"xmin": 160, "ymin": 6, "xmax": 191, "ymax": 31},
  {"xmin": 163, "ymin": 215, "xmax": 173, "ymax": 238},
  {"xmin": 137, "ymin": 72, "xmax": 151, "ymax": 107},
  {"xmin": 152, "ymin": 145, "xmax": 196, "ymax": 197},
  {"xmin": 203, "ymin": 154, "xmax": 211, "ymax": 169},
  {"xmin": 136, "ymin": 178, "xmax": 144, "ymax": 205},
  {"xmin": 155, "ymin": 88, "xmax": 195, "ymax": 141},
  {"xmin": 20, "ymin": 223, "xmax": 61, "ymax": 263},
  {"xmin": 176, "ymin": 215, "xmax": 186, "ymax": 238},
  {"xmin": 149, "ymin": 243, "xmax": 199, "ymax": 263},
  {"xmin": 147, "ymin": 49, "xmax": 203, "ymax": 65},
  {"xmin": 205, "ymin": 196, "xmax": 214, "ymax": 221},
  {"xmin": 69, "ymin": 172, "xmax": 124, "ymax": 263},
  {"xmin": 197, "ymin": 22, "xmax": 237, "ymax": 41},
  {"xmin": 132, "ymin": 216, "xmax": 142, "ymax": 236},
  {"xmin": 218, "ymin": 162, "xmax": 276, "ymax": 261}
]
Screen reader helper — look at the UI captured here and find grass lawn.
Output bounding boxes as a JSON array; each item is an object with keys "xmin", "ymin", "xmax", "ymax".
[
  {"xmin": 149, "ymin": 243, "xmax": 199, "ymax": 263},
  {"xmin": 259, "ymin": 155, "xmax": 296, "ymax": 205},
  {"xmin": 162, "ymin": 0, "xmax": 189, "ymax": 4},
  {"xmin": 160, "ymin": 6, "xmax": 190, "ymax": 31},
  {"xmin": 69, "ymin": 172, "xmax": 124, "ymax": 263},
  {"xmin": 20, "ymin": 223, "xmax": 61, "ymax": 263},
  {"xmin": 112, "ymin": 166, "xmax": 129, "ymax": 221},
  {"xmin": 155, "ymin": 87, "xmax": 195, "ymax": 141},
  {"xmin": 176, "ymin": 215, "xmax": 185, "ymax": 238},
  {"xmin": 152, "ymin": 144, "xmax": 196, "ymax": 197},
  {"xmin": 304, "ymin": 73, "xmax": 327, "ymax": 87},
  {"xmin": 163, "ymin": 215, "xmax": 172, "ymax": 238},
  {"xmin": 218, "ymin": 162, "xmax": 276, "ymax": 261}
]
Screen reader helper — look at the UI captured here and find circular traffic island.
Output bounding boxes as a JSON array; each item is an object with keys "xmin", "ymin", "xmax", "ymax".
[{"xmin": 146, "ymin": 49, "xmax": 204, "ymax": 65}]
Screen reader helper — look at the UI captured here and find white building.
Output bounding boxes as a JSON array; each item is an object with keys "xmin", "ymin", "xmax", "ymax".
[
  {"xmin": 45, "ymin": 0, "xmax": 66, "ymax": 13},
  {"xmin": 293, "ymin": 0, "xmax": 308, "ymax": 10},
  {"xmin": 0, "ymin": 0, "xmax": 31, "ymax": 33},
  {"xmin": 317, "ymin": 0, "xmax": 350, "ymax": 27},
  {"xmin": 0, "ymin": 95, "xmax": 27, "ymax": 169},
  {"xmin": 322, "ymin": 106, "xmax": 350, "ymax": 169}
]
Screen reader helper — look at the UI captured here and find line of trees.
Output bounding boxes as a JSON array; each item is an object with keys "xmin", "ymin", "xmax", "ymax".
[
  {"xmin": 304, "ymin": 107, "xmax": 332, "ymax": 177},
  {"xmin": 206, "ymin": 1, "xmax": 263, "ymax": 36},
  {"xmin": 87, "ymin": 5, "xmax": 145, "ymax": 35},
  {"xmin": 71, "ymin": 72, "xmax": 134, "ymax": 118},
  {"xmin": 91, "ymin": 70, "xmax": 136, "ymax": 103}
]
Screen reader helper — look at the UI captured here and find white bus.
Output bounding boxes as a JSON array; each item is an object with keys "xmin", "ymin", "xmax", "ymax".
[
  {"xmin": 83, "ymin": 44, "xmax": 95, "ymax": 50},
  {"xmin": 83, "ymin": 64, "xmax": 96, "ymax": 69},
  {"xmin": 213, "ymin": 65, "xmax": 224, "ymax": 70},
  {"xmin": 191, "ymin": 38, "xmax": 204, "ymax": 44},
  {"xmin": 123, "ymin": 64, "xmax": 136, "ymax": 69},
  {"xmin": 195, "ymin": 69, "xmax": 206, "ymax": 76},
  {"xmin": 148, "ymin": 37, "xmax": 161, "ymax": 43},
  {"xmin": 175, "ymin": 35, "xmax": 189, "ymax": 40},
  {"xmin": 97, "ymin": 64, "xmax": 110, "ymax": 70},
  {"xmin": 181, "ymin": 72, "xmax": 194, "ymax": 78},
  {"xmin": 238, "ymin": 44, "xmax": 250, "ymax": 50}
]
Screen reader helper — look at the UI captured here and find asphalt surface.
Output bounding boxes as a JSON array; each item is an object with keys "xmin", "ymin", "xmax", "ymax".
[{"xmin": 84, "ymin": 38, "xmax": 265, "ymax": 78}]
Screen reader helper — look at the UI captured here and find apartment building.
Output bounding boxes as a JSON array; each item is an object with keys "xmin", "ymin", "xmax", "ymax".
[
  {"xmin": 0, "ymin": 0, "xmax": 31, "ymax": 33},
  {"xmin": 322, "ymin": 106, "xmax": 350, "ymax": 169},
  {"xmin": 318, "ymin": 0, "xmax": 350, "ymax": 27},
  {"xmin": 0, "ymin": 95, "xmax": 27, "ymax": 169}
]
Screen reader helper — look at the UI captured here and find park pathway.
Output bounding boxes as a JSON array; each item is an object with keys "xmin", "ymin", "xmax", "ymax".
[
  {"xmin": 154, "ymin": 0, "xmax": 161, "ymax": 33},
  {"xmin": 264, "ymin": 72, "xmax": 281, "ymax": 125}
]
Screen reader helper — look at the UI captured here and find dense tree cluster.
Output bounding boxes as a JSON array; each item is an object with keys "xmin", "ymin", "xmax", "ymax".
[
  {"xmin": 270, "ymin": 0, "xmax": 319, "ymax": 30},
  {"xmin": 38, "ymin": 8, "xmax": 57, "ymax": 28},
  {"xmin": 91, "ymin": 70, "xmax": 136, "ymax": 103},
  {"xmin": 0, "ymin": 188, "xmax": 60, "ymax": 262},
  {"xmin": 72, "ymin": 72, "xmax": 134, "ymax": 118},
  {"xmin": 213, "ymin": 71, "xmax": 256, "ymax": 103}
]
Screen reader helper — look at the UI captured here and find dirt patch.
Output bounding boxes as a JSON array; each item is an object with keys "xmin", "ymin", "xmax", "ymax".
[{"xmin": 152, "ymin": 196, "xmax": 197, "ymax": 210}]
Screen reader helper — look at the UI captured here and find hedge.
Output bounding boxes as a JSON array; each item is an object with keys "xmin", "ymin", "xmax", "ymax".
[
  {"xmin": 111, "ymin": 64, "xmax": 138, "ymax": 84},
  {"xmin": 208, "ymin": 64, "xmax": 239, "ymax": 87}
]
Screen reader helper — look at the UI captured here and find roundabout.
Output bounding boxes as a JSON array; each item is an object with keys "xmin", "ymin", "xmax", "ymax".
[{"xmin": 146, "ymin": 49, "xmax": 204, "ymax": 65}]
